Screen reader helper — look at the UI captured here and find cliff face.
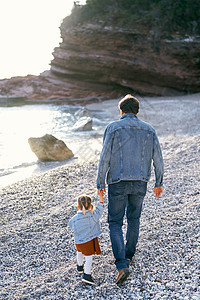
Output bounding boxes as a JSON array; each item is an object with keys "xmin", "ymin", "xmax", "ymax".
[
  {"xmin": 51, "ymin": 22, "xmax": 200, "ymax": 96},
  {"xmin": 0, "ymin": 20, "xmax": 200, "ymax": 102}
]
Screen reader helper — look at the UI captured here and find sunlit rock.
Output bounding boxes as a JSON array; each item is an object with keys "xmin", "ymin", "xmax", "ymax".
[
  {"xmin": 75, "ymin": 107, "xmax": 90, "ymax": 118},
  {"xmin": 72, "ymin": 117, "xmax": 92, "ymax": 131},
  {"xmin": 28, "ymin": 134, "xmax": 74, "ymax": 161}
]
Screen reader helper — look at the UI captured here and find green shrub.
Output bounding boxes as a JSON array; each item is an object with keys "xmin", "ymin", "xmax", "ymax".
[{"xmin": 65, "ymin": 0, "xmax": 200, "ymax": 36}]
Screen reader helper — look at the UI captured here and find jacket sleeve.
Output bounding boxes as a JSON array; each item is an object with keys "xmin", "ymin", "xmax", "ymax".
[
  {"xmin": 152, "ymin": 132, "xmax": 164, "ymax": 187},
  {"xmin": 68, "ymin": 217, "xmax": 74, "ymax": 231},
  {"xmin": 92, "ymin": 202, "xmax": 104, "ymax": 222},
  {"xmin": 96, "ymin": 126, "xmax": 113, "ymax": 189}
]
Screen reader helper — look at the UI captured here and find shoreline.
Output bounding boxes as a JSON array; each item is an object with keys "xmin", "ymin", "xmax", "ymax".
[
  {"xmin": 1, "ymin": 93, "xmax": 200, "ymax": 189},
  {"xmin": 0, "ymin": 133, "xmax": 200, "ymax": 299}
]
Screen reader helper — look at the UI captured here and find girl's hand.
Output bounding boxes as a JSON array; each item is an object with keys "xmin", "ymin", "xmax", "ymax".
[
  {"xmin": 98, "ymin": 188, "xmax": 106, "ymax": 203},
  {"xmin": 99, "ymin": 194, "xmax": 104, "ymax": 203}
]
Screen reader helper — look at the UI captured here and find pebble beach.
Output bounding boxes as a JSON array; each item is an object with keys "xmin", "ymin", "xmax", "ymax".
[{"xmin": 0, "ymin": 95, "xmax": 200, "ymax": 299}]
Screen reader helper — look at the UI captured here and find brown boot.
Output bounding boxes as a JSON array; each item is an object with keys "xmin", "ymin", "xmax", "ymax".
[{"xmin": 116, "ymin": 268, "xmax": 130, "ymax": 285}]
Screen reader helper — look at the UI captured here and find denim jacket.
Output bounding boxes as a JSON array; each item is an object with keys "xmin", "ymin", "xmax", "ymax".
[
  {"xmin": 68, "ymin": 202, "xmax": 104, "ymax": 244},
  {"xmin": 97, "ymin": 113, "xmax": 164, "ymax": 189}
]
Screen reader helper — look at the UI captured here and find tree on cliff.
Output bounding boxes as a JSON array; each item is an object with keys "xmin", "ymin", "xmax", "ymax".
[{"xmin": 68, "ymin": 0, "xmax": 200, "ymax": 37}]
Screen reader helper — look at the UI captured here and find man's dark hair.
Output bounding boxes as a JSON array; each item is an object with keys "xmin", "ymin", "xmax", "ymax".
[{"xmin": 118, "ymin": 94, "xmax": 139, "ymax": 114}]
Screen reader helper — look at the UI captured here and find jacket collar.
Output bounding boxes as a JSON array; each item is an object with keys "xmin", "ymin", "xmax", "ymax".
[
  {"xmin": 77, "ymin": 210, "xmax": 90, "ymax": 214},
  {"xmin": 120, "ymin": 113, "xmax": 138, "ymax": 120}
]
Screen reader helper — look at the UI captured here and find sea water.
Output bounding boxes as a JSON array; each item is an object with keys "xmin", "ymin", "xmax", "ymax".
[{"xmin": 0, "ymin": 101, "xmax": 115, "ymax": 188}]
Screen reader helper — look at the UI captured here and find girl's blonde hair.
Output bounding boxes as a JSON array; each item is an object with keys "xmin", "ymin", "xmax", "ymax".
[{"xmin": 77, "ymin": 195, "xmax": 94, "ymax": 215}]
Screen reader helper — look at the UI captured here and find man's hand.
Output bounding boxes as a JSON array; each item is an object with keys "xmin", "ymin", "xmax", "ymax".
[
  {"xmin": 154, "ymin": 187, "xmax": 163, "ymax": 198},
  {"xmin": 98, "ymin": 188, "xmax": 106, "ymax": 203}
]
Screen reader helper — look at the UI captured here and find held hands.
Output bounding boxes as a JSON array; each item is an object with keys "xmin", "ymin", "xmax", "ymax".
[
  {"xmin": 98, "ymin": 188, "xmax": 106, "ymax": 203},
  {"xmin": 154, "ymin": 187, "xmax": 163, "ymax": 198},
  {"xmin": 98, "ymin": 187, "xmax": 163, "ymax": 200}
]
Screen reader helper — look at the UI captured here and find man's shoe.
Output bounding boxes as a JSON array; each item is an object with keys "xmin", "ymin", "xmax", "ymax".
[
  {"xmin": 77, "ymin": 264, "xmax": 84, "ymax": 273},
  {"xmin": 129, "ymin": 256, "xmax": 135, "ymax": 266},
  {"xmin": 116, "ymin": 268, "xmax": 130, "ymax": 285},
  {"xmin": 82, "ymin": 273, "xmax": 95, "ymax": 285}
]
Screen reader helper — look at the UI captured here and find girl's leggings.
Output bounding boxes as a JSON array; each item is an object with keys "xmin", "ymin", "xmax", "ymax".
[{"xmin": 77, "ymin": 251, "xmax": 93, "ymax": 274}]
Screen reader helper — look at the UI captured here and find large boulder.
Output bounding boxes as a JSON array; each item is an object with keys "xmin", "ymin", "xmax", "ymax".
[
  {"xmin": 72, "ymin": 116, "xmax": 93, "ymax": 131},
  {"xmin": 28, "ymin": 134, "xmax": 74, "ymax": 161}
]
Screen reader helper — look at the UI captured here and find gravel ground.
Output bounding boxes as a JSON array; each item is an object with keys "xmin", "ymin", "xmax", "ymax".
[{"xmin": 0, "ymin": 95, "xmax": 200, "ymax": 299}]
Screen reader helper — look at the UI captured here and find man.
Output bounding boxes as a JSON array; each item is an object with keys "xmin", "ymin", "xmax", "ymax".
[{"xmin": 96, "ymin": 94, "xmax": 164, "ymax": 285}]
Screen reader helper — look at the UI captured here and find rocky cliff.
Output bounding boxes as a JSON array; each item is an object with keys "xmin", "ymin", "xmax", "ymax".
[
  {"xmin": 0, "ymin": 15, "xmax": 199, "ymax": 102},
  {"xmin": 51, "ymin": 21, "xmax": 200, "ymax": 96}
]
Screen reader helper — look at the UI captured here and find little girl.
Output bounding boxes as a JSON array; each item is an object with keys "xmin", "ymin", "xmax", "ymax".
[{"xmin": 68, "ymin": 194, "xmax": 104, "ymax": 285}]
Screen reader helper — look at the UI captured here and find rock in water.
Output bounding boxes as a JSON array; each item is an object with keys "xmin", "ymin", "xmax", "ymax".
[
  {"xmin": 75, "ymin": 107, "xmax": 90, "ymax": 118},
  {"xmin": 72, "ymin": 117, "xmax": 92, "ymax": 131},
  {"xmin": 28, "ymin": 134, "xmax": 74, "ymax": 161}
]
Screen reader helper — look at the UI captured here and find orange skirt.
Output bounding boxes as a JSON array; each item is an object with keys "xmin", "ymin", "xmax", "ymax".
[{"xmin": 75, "ymin": 237, "xmax": 101, "ymax": 255}]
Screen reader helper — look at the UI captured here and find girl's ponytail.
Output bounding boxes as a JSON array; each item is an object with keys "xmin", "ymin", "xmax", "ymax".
[
  {"xmin": 90, "ymin": 203, "xmax": 94, "ymax": 214},
  {"xmin": 82, "ymin": 206, "xmax": 86, "ymax": 215}
]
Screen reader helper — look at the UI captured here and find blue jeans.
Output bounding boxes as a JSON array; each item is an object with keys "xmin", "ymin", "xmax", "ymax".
[{"xmin": 108, "ymin": 180, "xmax": 147, "ymax": 270}]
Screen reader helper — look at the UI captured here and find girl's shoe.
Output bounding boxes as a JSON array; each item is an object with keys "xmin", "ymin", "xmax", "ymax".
[
  {"xmin": 77, "ymin": 265, "xmax": 84, "ymax": 273},
  {"xmin": 82, "ymin": 273, "xmax": 95, "ymax": 285}
]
